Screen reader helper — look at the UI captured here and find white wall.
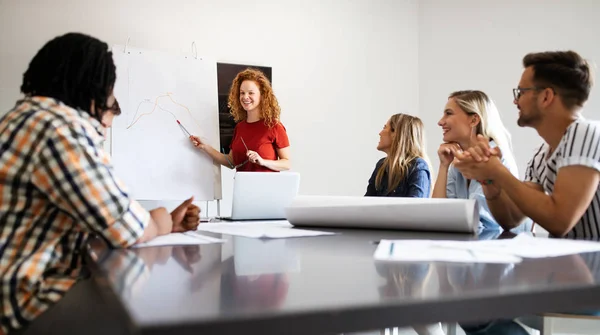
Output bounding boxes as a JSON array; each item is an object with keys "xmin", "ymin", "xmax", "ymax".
[
  {"xmin": 419, "ymin": 0, "xmax": 600, "ymax": 177},
  {"xmin": 4, "ymin": 0, "xmax": 596, "ymax": 217},
  {"xmin": 0, "ymin": 0, "xmax": 420, "ymax": 215}
]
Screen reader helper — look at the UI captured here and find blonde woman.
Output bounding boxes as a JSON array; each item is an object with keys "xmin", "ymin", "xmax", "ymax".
[
  {"xmin": 365, "ymin": 113, "xmax": 443, "ymax": 335},
  {"xmin": 366, "ymin": 113, "xmax": 432, "ymax": 198},
  {"xmin": 432, "ymin": 90, "xmax": 519, "ymax": 231}
]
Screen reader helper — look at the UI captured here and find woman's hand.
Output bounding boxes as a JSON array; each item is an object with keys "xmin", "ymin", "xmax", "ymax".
[
  {"xmin": 437, "ymin": 143, "xmax": 461, "ymax": 168},
  {"xmin": 189, "ymin": 135, "xmax": 205, "ymax": 150},
  {"xmin": 246, "ymin": 150, "xmax": 264, "ymax": 166}
]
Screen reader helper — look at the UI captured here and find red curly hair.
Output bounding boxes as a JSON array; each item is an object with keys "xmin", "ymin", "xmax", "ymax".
[{"xmin": 228, "ymin": 68, "xmax": 281, "ymax": 127}]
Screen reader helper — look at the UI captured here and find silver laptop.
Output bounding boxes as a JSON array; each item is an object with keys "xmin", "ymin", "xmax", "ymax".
[{"xmin": 221, "ymin": 172, "xmax": 300, "ymax": 221}]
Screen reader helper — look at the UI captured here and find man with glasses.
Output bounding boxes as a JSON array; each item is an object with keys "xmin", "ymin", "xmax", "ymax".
[{"xmin": 451, "ymin": 50, "xmax": 600, "ymax": 334}]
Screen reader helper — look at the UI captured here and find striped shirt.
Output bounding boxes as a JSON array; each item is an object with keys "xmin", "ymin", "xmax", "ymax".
[
  {"xmin": 0, "ymin": 97, "xmax": 150, "ymax": 333},
  {"xmin": 525, "ymin": 118, "xmax": 600, "ymax": 239}
]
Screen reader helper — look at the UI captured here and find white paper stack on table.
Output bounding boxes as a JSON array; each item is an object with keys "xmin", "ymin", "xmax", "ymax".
[
  {"xmin": 194, "ymin": 220, "xmax": 336, "ymax": 239},
  {"xmin": 374, "ymin": 234, "xmax": 600, "ymax": 264},
  {"xmin": 132, "ymin": 232, "xmax": 225, "ymax": 248},
  {"xmin": 285, "ymin": 195, "xmax": 479, "ymax": 233}
]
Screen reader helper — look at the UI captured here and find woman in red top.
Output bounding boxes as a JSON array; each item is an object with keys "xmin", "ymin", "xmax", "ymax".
[{"xmin": 190, "ymin": 69, "xmax": 291, "ymax": 172}]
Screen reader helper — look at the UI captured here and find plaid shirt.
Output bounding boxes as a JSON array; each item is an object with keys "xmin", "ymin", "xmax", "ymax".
[{"xmin": 0, "ymin": 96, "xmax": 150, "ymax": 332}]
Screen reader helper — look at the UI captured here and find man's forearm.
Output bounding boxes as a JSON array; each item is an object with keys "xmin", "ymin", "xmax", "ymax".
[
  {"xmin": 494, "ymin": 168, "xmax": 567, "ymax": 236},
  {"xmin": 137, "ymin": 208, "xmax": 172, "ymax": 244},
  {"xmin": 486, "ymin": 186, "xmax": 526, "ymax": 230}
]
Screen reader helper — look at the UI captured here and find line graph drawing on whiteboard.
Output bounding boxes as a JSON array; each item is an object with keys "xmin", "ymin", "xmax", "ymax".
[
  {"xmin": 126, "ymin": 92, "xmax": 203, "ymax": 130},
  {"xmin": 110, "ymin": 45, "xmax": 221, "ymax": 201},
  {"xmin": 129, "ymin": 103, "xmax": 189, "ymax": 137}
]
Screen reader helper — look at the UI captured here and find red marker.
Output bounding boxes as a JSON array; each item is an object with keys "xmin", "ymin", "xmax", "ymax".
[{"xmin": 177, "ymin": 120, "xmax": 192, "ymax": 137}]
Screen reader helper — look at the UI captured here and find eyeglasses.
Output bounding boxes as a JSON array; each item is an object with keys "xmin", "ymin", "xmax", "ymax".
[
  {"xmin": 512, "ymin": 87, "xmax": 554, "ymax": 101},
  {"xmin": 106, "ymin": 100, "xmax": 121, "ymax": 114}
]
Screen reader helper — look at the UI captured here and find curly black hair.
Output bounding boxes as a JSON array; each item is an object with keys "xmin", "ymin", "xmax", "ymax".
[{"xmin": 20, "ymin": 32, "xmax": 116, "ymax": 121}]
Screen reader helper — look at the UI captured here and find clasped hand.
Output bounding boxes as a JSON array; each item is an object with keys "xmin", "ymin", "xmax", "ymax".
[{"xmin": 450, "ymin": 135, "xmax": 503, "ymax": 182}]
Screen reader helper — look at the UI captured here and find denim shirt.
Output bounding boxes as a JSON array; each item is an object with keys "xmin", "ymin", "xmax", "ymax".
[
  {"xmin": 365, "ymin": 157, "xmax": 431, "ymax": 198},
  {"xmin": 446, "ymin": 141, "xmax": 519, "ymax": 231}
]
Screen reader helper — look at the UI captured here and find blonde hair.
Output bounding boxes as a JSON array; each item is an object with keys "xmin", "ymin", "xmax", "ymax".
[
  {"xmin": 228, "ymin": 68, "xmax": 281, "ymax": 127},
  {"xmin": 449, "ymin": 90, "xmax": 517, "ymax": 173},
  {"xmin": 375, "ymin": 113, "xmax": 431, "ymax": 195}
]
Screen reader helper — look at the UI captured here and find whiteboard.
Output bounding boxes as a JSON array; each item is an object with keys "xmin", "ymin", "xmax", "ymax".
[{"xmin": 111, "ymin": 45, "xmax": 221, "ymax": 201}]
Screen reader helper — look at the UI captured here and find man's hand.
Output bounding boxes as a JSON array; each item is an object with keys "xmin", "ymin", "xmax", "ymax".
[
  {"xmin": 171, "ymin": 196, "xmax": 201, "ymax": 233},
  {"xmin": 463, "ymin": 134, "xmax": 503, "ymax": 162},
  {"xmin": 172, "ymin": 245, "xmax": 202, "ymax": 273},
  {"xmin": 452, "ymin": 147, "xmax": 505, "ymax": 181}
]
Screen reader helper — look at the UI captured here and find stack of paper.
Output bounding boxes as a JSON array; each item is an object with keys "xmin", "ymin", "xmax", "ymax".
[
  {"xmin": 374, "ymin": 234, "xmax": 600, "ymax": 264},
  {"xmin": 195, "ymin": 220, "xmax": 335, "ymax": 239},
  {"xmin": 374, "ymin": 240, "xmax": 522, "ymax": 264},
  {"xmin": 132, "ymin": 232, "xmax": 225, "ymax": 248},
  {"xmin": 452, "ymin": 234, "xmax": 600, "ymax": 258},
  {"xmin": 285, "ymin": 195, "xmax": 479, "ymax": 233}
]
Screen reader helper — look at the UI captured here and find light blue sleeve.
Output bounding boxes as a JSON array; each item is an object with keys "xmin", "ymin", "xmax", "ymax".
[
  {"xmin": 489, "ymin": 140, "xmax": 519, "ymax": 178},
  {"xmin": 501, "ymin": 153, "xmax": 519, "ymax": 178},
  {"xmin": 468, "ymin": 180, "xmax": 499, "ymax": 230},
  {"xmin": 473, "ymin": 150, "xmax": 521, "ymax": 231},
  {"xmin": 499, "ymin": 151, "xmax": 534, "ymax": 232},
  {"xmin": 446, "ymin": 165, "xmax": 458, "ymax": 199},
  {"xmin": 448, "ymin": 164, "xmax": 501, "ymax": 230}
]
